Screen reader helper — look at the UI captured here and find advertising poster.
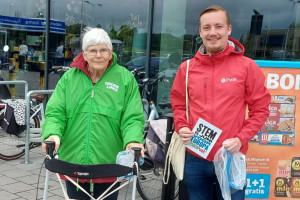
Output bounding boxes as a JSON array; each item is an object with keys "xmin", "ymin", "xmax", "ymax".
[{"xmin": 246, "ymin": 61, "xmax": 300, "ymax": 199}]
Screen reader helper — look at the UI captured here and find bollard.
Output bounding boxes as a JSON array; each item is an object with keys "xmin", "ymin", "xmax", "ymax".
[
  {"xmin": 162, "ymin": 115, "xmax": 176, "ymax": 200},
  {"xmin": 13, "ymin": 54, "xmax": 19, "ymax": 72}
]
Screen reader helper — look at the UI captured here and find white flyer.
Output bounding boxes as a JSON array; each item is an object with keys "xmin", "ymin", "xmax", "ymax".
[{"xmin": 186, "ymin": 118, "xmax": 222, "ymax": 159}]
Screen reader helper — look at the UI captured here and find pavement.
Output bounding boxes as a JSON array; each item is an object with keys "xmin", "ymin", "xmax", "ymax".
[{"xmin": 0, "ymin": 129, "xmax": 144, "ymax": 200}]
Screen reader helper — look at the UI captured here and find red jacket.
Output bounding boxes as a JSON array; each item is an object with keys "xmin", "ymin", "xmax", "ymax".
[{"xmin": 170, "ymin": 38, "xmax": 271, "ymax": 161}]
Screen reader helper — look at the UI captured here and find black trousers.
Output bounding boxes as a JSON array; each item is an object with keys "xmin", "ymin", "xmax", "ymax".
[
  {"xmin": 19, "ymin": 55, "xmax": 26, "ymax": 70},
  {"xmin": 65, "ymin": 181, "xmax": 120, "ymax": 200},
  {"xmin": 56, "ymin": 57, "xmax": 64, "ymax": 65}
]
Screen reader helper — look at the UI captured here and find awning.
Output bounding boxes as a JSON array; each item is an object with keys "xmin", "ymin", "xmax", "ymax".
[{"xmin": 0, "ymin": 15, "xmax": 65, "ymax": 34}]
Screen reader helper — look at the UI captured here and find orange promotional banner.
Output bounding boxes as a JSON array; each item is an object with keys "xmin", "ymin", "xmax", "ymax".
[{"xmin": 246, "ymin": 61, "xmax": 300, "ymax": 199}]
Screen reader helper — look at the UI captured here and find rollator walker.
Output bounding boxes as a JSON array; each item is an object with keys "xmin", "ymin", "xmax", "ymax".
[{"xmin": 43, "ymin": 141, "xmax": 141, "ymax": 200}]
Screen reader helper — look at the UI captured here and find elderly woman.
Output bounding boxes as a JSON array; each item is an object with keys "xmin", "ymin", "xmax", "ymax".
[{"xmin": 42, "ymin": 27, "xmax": 145, "ymax": 200}]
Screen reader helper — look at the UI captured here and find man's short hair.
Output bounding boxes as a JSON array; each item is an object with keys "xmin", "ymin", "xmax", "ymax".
[{"xmin": 199, "ymin": 5, "xmax": 230, "ymax": 26}]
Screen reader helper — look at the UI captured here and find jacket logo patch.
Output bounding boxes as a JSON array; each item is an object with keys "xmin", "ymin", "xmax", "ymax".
[
  {"xmin": 221, "ymin": 77, "xmax": 237, "ymax": 83},
  {"xmin": 105, "ymin": 82, "xmax": 119, "ymax": 92}
]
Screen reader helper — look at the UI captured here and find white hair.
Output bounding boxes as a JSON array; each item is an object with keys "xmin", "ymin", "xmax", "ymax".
[{"xmin": 82, "ymin": 27, "xmax": 113, "ymax": 51}]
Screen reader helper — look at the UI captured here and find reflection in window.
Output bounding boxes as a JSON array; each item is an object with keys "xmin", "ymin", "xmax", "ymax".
[{"xmin": 155, "ymin": 0, "xmax": 300, "ymax": 105}]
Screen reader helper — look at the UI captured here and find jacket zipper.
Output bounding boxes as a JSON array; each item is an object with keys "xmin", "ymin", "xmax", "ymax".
[
  {"xmin": 211, "ymin": 59, "xmax": 215, "ymax": 124},
  {"xmin": 204, "ymin": 79, "xmax": 208, "ymax": 104},
  {"xmin": 85, "ymin": 89, "xmax": 94, "ymax": 164}
]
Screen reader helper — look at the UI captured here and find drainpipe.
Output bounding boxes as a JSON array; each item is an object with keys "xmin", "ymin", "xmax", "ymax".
[
  {"xmin": 145, "ymin": 0, "xmax": 154, "ymax": 79},
  {"xmin": 45, "ymin": 0, "xmax": 51, "ymax": 90}
]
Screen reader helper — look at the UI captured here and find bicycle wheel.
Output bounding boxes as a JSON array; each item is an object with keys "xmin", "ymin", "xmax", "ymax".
[
  {"xmin": 137, "ymin": 154, "xmax": 179, "ymax": 200},
  {"xmin": 0, "ymin": 109, "xmax": 40, "ymax": 160}
]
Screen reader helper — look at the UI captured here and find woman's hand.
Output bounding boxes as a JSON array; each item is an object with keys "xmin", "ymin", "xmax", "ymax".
[
  {"xmin": 126, "ymin": 142, "xmax": 145, "ymax": 157},
  {"xmin": 178, "ymin": 127, "xmax": 194, "ymax": 145},
  {"xmin": 42, "ymin": 135, "xmax": 60, "ymax": 155}
]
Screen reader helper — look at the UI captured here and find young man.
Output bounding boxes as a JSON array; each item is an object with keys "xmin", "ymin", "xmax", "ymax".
[
  {"xmin": 170, "ymin": 5, "xmax": 271, "ymax": 200},
  {"xmin": 18, "ymin": 40, "xmax": 28, "ymax": 70},
  {"xmin": 55, "ymin": 41, "xmax": 64, "ymax": 65}
]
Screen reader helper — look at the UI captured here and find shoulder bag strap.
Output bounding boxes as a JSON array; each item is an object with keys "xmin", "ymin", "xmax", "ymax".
[
  {"xmin": 163, "ymin": 137, "xmax": 173, "ymax": 184},
  {"xmin": 186, "ymin": 59, "xmax": 189, "ymax": 122},
  {"xmin": 163, "ymin": 59, "xmax": 190, "ymax": 185}
]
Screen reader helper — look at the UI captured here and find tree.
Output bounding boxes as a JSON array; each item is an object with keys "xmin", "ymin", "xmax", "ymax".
[
  {"xmin": 117, "ymin": 25, "xmax": 135, "ymax": 49},
  {"xmin": 108, "ymin": 24, "xmax": 118, "ymax": 39},
  {"xmin": 66, "ymin": 23, "xmax": 83, "ymax": 35}
]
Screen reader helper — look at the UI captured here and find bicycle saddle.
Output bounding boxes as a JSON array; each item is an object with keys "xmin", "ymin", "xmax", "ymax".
[{"xmin": 31, "ymin": 94, "xmax": 45, "ymax": 101}]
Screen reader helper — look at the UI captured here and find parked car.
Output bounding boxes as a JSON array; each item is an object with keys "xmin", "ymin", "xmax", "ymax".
[{"xmin": 181, "ymin": 54, "xmax": 194, "ymax": 61}]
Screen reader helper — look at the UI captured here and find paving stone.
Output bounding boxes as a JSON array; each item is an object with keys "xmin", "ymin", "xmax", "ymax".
[{"xmin": 0, "ymin": 190, "xmax": 21, "ymax": 200}]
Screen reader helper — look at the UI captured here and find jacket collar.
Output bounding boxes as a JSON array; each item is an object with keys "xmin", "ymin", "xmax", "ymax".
[{"xmin": 197, "ymin": 37, "xmax": 244, "ymax": 60}]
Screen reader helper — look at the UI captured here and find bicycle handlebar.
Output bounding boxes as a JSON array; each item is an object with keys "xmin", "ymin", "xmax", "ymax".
[
  {"xmin": 140, "ymin": 74, "xmax": 167, "ymax": 87},
  {"xmin": 52, "ymin": 66, "xmax": 70, "ymax": 71},
  {"xmin": 131, "ymin": 67, "xmax": 146, "ymax": 78},
  {"xmin": 131, "ymin": 66, "xmax": 145, "ymax": 73}
]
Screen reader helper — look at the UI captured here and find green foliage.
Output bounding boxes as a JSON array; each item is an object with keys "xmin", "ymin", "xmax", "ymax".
[
  {"xmin": 117, "ymin": 25, "xmax": 136, "ymax": 49},
  {"xmin": 109, "ymin": 24, "xmax": 118, "ymax": 39},
  {"xmin": 65, "ymin": 23, "xmax": 85, "ymax": 35}
]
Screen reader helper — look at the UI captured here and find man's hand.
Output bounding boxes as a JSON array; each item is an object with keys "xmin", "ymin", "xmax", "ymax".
[
  {"xmin": 178, "ymin": 127, "xmax": 194, "ymax": 145},
  {"xmin": 42, "ymin": 135, "xmax": 60, "ymax": 155},
  {"xmin": 222, "ymin": 137, "xmax": 242, "ymax": 153},
  {"xmin": 126, "ymin": 142, "xmax": 145, "ymax": 157}
]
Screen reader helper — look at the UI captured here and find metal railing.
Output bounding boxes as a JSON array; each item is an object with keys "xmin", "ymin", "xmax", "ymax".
[
  {"xmin": 0, "ymin": 80, "xmax": 28, "ymax": 98},
  {"xmin": 23, "ymin": 89, "xmax": 54, "ymax": 164}
]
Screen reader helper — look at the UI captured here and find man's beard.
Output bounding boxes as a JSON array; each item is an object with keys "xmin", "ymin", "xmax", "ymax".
[{"xmin": 206, "ymin": 45, "xmax": 223, "ymax": 54}]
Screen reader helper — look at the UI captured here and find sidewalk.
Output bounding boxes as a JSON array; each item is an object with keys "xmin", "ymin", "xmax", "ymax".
[{"xmin": 0, "ymin": 129, "xmax": 143, "ymax": 200}]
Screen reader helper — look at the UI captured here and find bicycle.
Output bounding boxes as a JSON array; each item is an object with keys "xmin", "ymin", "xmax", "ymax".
[
  {"xmin": 136, "ymin": 102, "xmax": 180, "ymax": 200},
  {"xmin": 130, "ymin": 69, "xmax": 179, "ymax": 200},
  {"xmin": 0, "ymin": 92, "xmax": 46, "ymax": 160},
  {"xmin": 131, "ymin": 68, "xmax": 168, "ymax": 122}
]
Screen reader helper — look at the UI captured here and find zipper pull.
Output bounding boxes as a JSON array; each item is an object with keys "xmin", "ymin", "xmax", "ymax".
[{"xmin": 91, "ymin": 89, "xmax": 94, "ymax": 98}]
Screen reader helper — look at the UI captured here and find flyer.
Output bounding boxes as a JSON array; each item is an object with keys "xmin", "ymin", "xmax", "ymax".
[{"xmin": 186, "ymin": 118, "xmax": 222, "ymax": 159}]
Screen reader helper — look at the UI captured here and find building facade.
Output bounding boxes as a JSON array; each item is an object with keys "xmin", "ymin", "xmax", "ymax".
[{"xmin": 0, "ymin": 0, "xmax": 299, "ymax": 101}]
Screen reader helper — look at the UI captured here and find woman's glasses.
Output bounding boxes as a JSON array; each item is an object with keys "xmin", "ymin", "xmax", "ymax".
[{"xmin": 87, "ymin": 48, "xmax": 110, "ymax": 56}]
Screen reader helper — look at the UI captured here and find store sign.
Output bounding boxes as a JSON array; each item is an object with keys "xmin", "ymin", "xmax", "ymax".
[
  {"xmin": 246, "ymin": 60, "xmax": 300, "ymax": 199},
  {"xmin": 0, "ymin": 15, "xmax": 65, "ymax": 34}
]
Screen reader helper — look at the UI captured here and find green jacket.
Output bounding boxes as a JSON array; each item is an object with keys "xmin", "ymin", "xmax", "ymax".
[{"xmin": 42, "ymin": 52, "xmax": 144, "ymax": 165}]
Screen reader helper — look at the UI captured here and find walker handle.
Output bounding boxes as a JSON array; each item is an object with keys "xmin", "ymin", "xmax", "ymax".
[
  {"xmin": 131, "ymin": 147, "xmax": 142, "ymax": 175},
  {"xmin": 44, "ymin": 141, "xmax": 55, "ymax": 158}
]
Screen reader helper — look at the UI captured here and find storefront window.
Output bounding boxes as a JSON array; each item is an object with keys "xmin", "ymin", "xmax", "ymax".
[
  {"xmin": 0, "ymin": 0, "xmax": 299, "ymax": 99},
  {"xmin": 155, "ymin": 0, "xmax": 300, "ymax": 105},
  {"xmin": 0, "ymin": 0, "xmax": 150, "ymax": 94}
]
